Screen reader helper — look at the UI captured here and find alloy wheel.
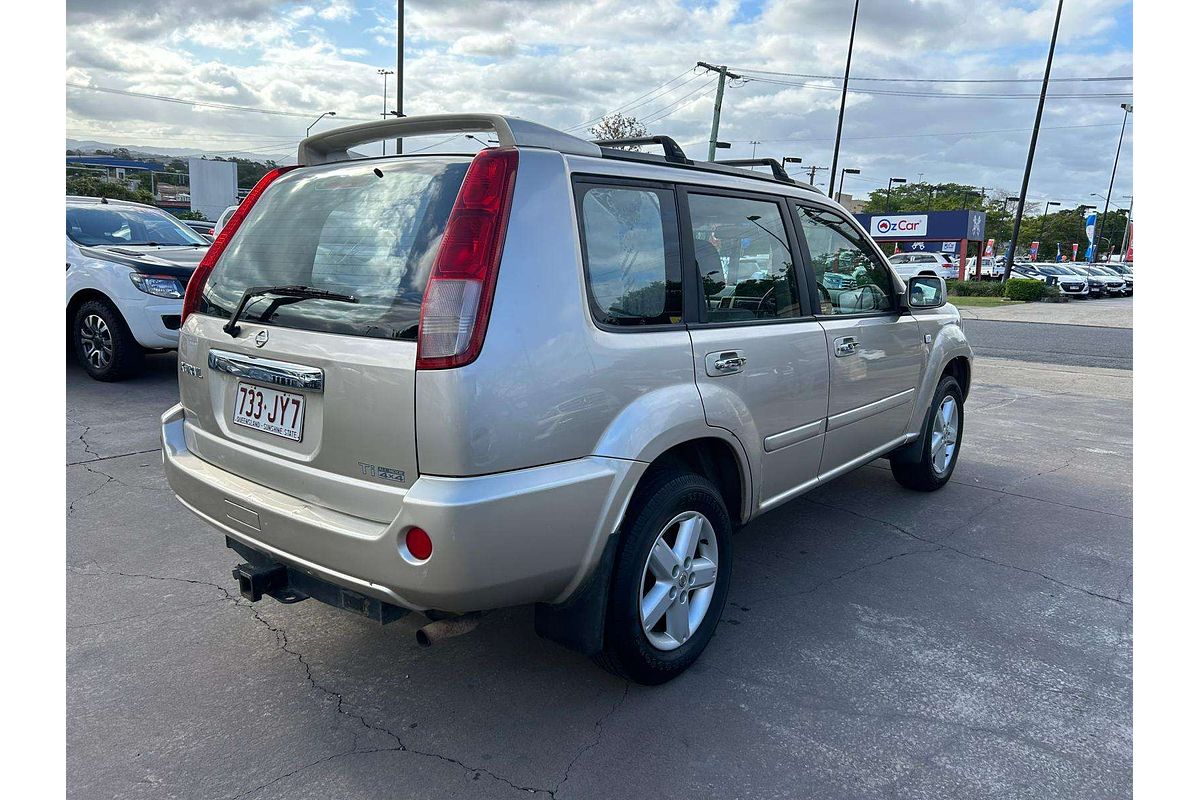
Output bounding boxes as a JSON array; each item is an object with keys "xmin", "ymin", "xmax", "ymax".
[
  {"xmin": 639, "ymin": 511, "xmax": 719, "ymax": 651},
  {"xmin": 80, "ymin": 314, "xmax": 113, "ymax": 370},
  {"xmin": 930, "ymin": 396, "xmax": 959, "ymax": 475}
]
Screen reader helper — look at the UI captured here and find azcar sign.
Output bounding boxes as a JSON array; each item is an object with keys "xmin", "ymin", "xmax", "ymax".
[{"xmin": 870, "ymin": 214, "xmax": 928, "ymax": 237}]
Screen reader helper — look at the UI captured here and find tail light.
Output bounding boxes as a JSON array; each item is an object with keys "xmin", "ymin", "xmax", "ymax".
[
  {"xmin": 180, "ymin": 165, "xmax": 300, "ymax": 324},
  {"xmin": 416, "ymin": 148, "xmax": 519, "ymax": 369}
]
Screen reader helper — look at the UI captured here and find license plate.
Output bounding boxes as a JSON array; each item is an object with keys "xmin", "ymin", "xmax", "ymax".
[{"xmin": 233, "ymin": 382, "xmax": 305, "ymax": 441}]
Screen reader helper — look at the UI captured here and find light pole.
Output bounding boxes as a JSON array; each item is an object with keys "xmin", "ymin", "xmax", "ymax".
[
  {"xmin": 750, "ymin": 140, "xmax": 761, "ymax": 159},
  {"xmin": 782, "ymin": 156, "xmax": 802, "ymax": 180},
  {"xmin": 307, "ymin": 111, "xmax": 336, "ymax": 137},
  {"xmin": 884, "ymin": 177, "xmax": 906, "ymax": 212},
  {"xmin": 838, "ymin": 167, "xmax": 860, "ymax": 202},
  {"xmin": 1037, "ymin": 200, "xmax": 1060, "ymax": 243},
  {"xmin": 828, "ymin": 0, "xmax": 861, "ymax": 197},
  {"xmin": 378, "ymin": 69, "xmax": 395, "ymax": 155},
  {"xmin": 1002, "ymin": 0, "xmax": 1064, "ymax": 281},
  {"xmin": 1093, "ymin": 102, "xmax": 1131, "ymax": 262}
]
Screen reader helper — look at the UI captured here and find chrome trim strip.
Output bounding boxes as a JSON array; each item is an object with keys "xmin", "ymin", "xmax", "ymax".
[
  {"xmin": 757, "ymin": 432, "xmax": 917, "ymax": 514},
  {"xmin": 763, "ymin": 418, "xmax": 826, "ymax": 453},
  {"xmin": 826, "ymin": 387, "xmax": 915, "ymax": 433},
  {"xmin": 207, "ymin": 349, "xmax": 324, "ymax": 392}
]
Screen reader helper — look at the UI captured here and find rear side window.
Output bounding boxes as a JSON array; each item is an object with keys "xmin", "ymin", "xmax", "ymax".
[
  {"xmin": 200, "ymin": 156, "xmax": 470, "ymax": 340},
  {"xmin": 577, "ymin": 184, "xmax": 682, "ymax": 327}
]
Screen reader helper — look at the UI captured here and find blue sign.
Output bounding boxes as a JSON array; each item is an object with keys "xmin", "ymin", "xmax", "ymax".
[
  {"xmin": 854, "ymin": 209, "xmax": 987, "ymax": 241},
  {"xmin": 899, "ymin": 240, "xmax": 961, "ymax": 254}
]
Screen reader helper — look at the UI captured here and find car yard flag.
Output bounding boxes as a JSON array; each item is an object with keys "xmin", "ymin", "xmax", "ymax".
[{"xmin": 1030, "ymin": 241, "xmax": 1040, "ymax": 261}]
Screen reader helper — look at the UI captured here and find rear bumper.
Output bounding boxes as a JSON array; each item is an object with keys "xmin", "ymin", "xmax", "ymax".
[{"xmin": 161, "ymin": 404, "xmax": 643, "ymax": 613}]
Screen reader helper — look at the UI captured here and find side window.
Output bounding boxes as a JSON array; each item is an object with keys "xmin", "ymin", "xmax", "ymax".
[
  {"xmin": 579, "ymin": 185, "xmax": 681, "ymax": 327},
  {"xmin": 794, "ymin": 204, "xmax": 897, "ymax": 316},
  {"xmin": 686, "ymin": 193, "xmax": 802, "ymax": 323}
]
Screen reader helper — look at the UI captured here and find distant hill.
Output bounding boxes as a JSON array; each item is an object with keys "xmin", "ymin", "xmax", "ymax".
[{"xmin": 66, "ymin": 138, "xmax": 295, "ymax": 164}]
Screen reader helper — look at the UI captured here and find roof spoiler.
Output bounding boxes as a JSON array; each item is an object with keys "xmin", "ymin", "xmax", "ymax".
[{"xmin": 298, "ymin": 113, "xmax": 602, "ymax": 165}]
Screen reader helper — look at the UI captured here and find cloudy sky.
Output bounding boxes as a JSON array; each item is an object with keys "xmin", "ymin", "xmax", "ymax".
[{"xmin": 66, "ymin": 0, "xmax": 1132, "ymax": 207}]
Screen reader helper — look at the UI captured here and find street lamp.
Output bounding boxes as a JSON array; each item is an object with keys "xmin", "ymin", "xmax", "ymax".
[
  {"xmin": 1037, "ymin": 200, "xmax": 1061, "ymax": 243},
  {"xmin": 782, "ymin": 156, "xmax": 802, "ymax": 180},
  {"xmin": 838, "ymin": 167, "xmax": 860, "ymax": 202},
  {"xmin": 885, "ymin": 177, "xmax": 906, "ymax": 212},
  {"xmin": 306, "ymin": 111, "xmax": 336, "ymax": 137},
  {"xmin": 378, "ymin": 68, "xmax": 395, "ymax": 155},
  {"xmin": 1093, "ymin": 102, "xmax": 1132, "ymax": 262}
]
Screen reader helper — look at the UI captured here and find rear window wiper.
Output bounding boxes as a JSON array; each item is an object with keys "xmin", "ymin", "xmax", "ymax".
[{"xmin": 223, "ymin": 285, "xmax": 358, "ymax": 336}]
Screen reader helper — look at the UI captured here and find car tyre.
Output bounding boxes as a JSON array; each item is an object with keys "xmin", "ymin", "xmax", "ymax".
[
  {"xmin": 73, "ymin": 299, "xmax": 144, "ymax": 381},
  {"xmin": 890, "ymin": 375, "xmax": 964, "ymax": 492},
  {"xmin": 595, "ymin": 469, "xmax": 733, "ymax": 685}
]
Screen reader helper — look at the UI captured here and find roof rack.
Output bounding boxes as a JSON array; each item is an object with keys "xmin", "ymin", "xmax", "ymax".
[
  {"xmin": 298, "ymin": 114, "xmax": 820, "ymax": 194},
  {"xmin": 713, "ymin": 158, "xmax": 796, "ymax": 184},
  {"xmin": 591, "ymin": 135, "xmax": 688, "ymax": 163}
]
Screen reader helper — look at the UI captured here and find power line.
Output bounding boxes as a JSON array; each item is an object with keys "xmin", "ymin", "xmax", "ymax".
[
  {"xmin": 66, "ymin": 83, "xmax": 375, "ymax": 121},
  {"xmin": 722, "ymin": 121, "xmax": 1126, "ymax": 145},
  {"xmin": 641, "ymin": 77, "xmax": 719, "ymax": 125},
  {"xmin": 741, "ymin": 74, "xmax": 1132, "ymax": 100},
  {"xmin": 733, "ymin": 67, "xmax": 1132, "ymax": 84},
  {"xmin": 565, "ymin": 68, "xmax": 703, "ymax": 132}
]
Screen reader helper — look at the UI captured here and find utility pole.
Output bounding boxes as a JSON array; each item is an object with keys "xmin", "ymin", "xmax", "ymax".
[
  {"xmin": 395, "ymin": 1, "xmax": 404, "ymax": 154},
  {"xmin": 806, "ymin": 165, "xmax": 828, "ymax": 187},
  {"xmin": 1093, "ymin": 103, "xmax": 1131, "ymax": 262},
  {"xmin": 1003, "ymin": 0, "xmax": 1063, "ymax": 281},
  {"xmin": 828, "ymin": 0, "xmax": 861, "ymax": 197},
  {"xmin": 697, "ymin": 62, "xmax": 740, "ymax": 161}
]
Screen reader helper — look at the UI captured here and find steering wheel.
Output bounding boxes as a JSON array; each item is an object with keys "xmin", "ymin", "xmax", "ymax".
[
  {"xmin": 754, "ymin": 285, "xmax": 776, "ymax": 317},
  {"xmin": 850, "ymin": 284, "xmax": 885, "ymax": 312},
  {"xmin": 817, "ymin": 283, "xmax": 832, "ymax": 306}
]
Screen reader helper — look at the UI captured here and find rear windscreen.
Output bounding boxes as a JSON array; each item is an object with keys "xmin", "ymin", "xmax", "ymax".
[{"xmin": 200, "ymin": 156, "xmax": 471, "ymax": 341}]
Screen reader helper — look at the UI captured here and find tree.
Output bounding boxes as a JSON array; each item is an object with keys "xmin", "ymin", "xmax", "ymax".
[
  {"xmin": 588, "ymin": 113, "xmax": 647, "ymax": 149},
  {"xmin": 66, "ymin": 175, "xmax": 154, "ymax": 205}
]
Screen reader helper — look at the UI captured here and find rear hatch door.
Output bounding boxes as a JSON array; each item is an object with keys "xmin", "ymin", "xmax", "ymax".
[{"xmin": 177, "ymin": 156, "xmax": 471, "ymax": 523}]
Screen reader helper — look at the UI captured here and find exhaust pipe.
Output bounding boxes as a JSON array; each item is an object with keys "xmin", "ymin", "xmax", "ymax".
[{"xmin": 415, "ymin": 612, "xmax": 482, "ymax": 647}]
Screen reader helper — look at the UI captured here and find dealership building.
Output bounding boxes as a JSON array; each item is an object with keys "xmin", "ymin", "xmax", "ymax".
[{"xmin": 854, "ymin": 210, "xmax": 989, "ymax": 280}]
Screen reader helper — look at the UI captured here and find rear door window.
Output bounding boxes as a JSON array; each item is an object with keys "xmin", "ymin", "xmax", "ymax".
[
  {"xmin": 686, "ymin": 192, "xmax": 803, "ymax": 323},
  {"xmin": 200, "ymin": 156, "xmax": 470, "ymax": 341},
  {"xmin": 576, "ymin": 183, "xmax": 682, "ymax": 327}
]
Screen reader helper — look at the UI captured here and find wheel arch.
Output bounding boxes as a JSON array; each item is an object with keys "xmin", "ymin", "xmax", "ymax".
[{"xmin": 66, "ymin": 288, "xmax": 117, "ymax": 339}]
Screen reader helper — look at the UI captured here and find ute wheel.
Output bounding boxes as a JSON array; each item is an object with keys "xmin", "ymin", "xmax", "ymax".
[
  {"xmin": 73, "ymin": 299, "xmax": 144, "ymax": 381},
  {"xmin": 595, "ymin": 470, "xmax": 732, "ymax": 685},
  {"xmin": 890, "ymin": 375, "xmax": 964, "ymax": 492}
]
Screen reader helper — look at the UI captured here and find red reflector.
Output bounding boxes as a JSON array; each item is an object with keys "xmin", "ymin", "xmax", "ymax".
[
  {"xmin": 405, "ymin": 528, "xmax": 433, "ymax": 561},
  {"xmin": 180, "ymin": 165, "xmax": 300, "ymax": 325}
]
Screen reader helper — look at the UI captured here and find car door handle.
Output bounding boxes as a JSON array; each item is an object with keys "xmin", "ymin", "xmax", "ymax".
[
  {"xmin": 715, "ymin": 355, "xmax": 747, "ymax": 371},
  {"xmin": 834, "ymin": 336, "xmax": 860, "ymax": 358},
  {"xmin": 705, "ymin": 350, "xmax": 747, "ymax": 376}
]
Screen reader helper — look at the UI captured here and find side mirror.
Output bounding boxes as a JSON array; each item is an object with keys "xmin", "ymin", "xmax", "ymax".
[{"xmin": 907, "ymin": 275, "xmax": 947, "ymax": 309}]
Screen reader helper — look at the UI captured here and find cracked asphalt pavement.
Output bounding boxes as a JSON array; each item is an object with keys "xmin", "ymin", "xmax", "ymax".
[{"xmin": 67, "ymin": 349, "xmax": 1131, "ymax": 799}]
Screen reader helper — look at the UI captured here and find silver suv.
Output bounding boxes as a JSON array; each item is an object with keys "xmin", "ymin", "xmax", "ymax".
[{"xmin": 162, "ymin": 115, "xmax": 972, "ymax": 684}]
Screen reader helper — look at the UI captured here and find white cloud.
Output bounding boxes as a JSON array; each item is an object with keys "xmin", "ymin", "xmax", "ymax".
[{"xmin": 65, "ymin": 0, "xmax": 1132, "ymax": 206}]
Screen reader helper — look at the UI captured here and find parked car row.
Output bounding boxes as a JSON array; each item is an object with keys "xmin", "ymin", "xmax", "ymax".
[{"xmin": 1010, "ymin": 262, "xmax": 1133, "ymax": 297}]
